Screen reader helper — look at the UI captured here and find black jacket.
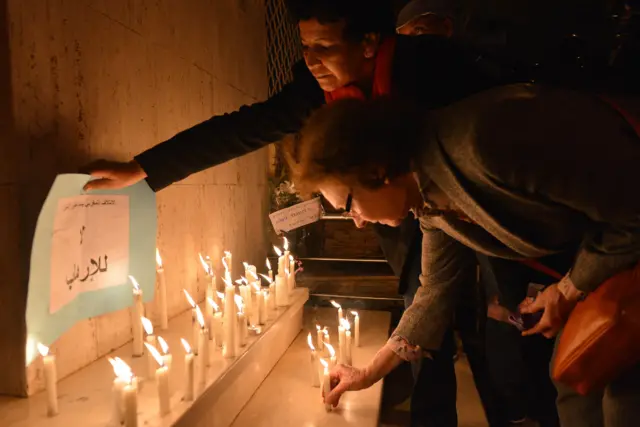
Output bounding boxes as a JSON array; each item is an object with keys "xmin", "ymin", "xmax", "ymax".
[{"xmin": 134, "ymin": 34, "xmax": 515, "ymax": 287}]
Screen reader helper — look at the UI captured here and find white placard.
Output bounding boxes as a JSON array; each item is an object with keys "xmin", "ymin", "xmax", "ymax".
[
  {"xmin": 269, "ymin": 198, "xmax": 323, "ymax": 233},
  {"xmin": 49, "ymin": 195, "xmax": 129, "ymax": 313}
]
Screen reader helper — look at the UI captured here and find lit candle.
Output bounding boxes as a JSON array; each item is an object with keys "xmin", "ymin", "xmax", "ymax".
[
  {"xmin": 251, "ymin": 283, "xmax": 262, "ymax": 326},
  {"xmin": 325, "ymin": 342, "xmax": 337, "ymax": 369},
  {"xmin": 224, "ymin": 250, "xmax": 233, "ymax": 278},
  {"xmin": 207, "ymin": 298, "xmax": 223, "ymax": 349},
  {"xmin": 223, "ymin": 276, "xmax": 237, "ymax": 358},
  {"xmin": 235, "ymin": 295, "xmax": 248, "ymax": 347},
  {"xmin": 319, "ymin": 358, "xmax": 332, "ymax": 412},
  {"xmin": 316, "ymin": 325, "xmax": 324, "ymax": 352},
  {"xmin": 323, "ymin": 328, "xmax": 331, "ymax": 356},
  {"xmin": 195, "ymin": 306, "xmax": 210, "ymax": 390},
  {"xmin": 157, "ymin": 336, "xmax": 172, "ymax": 371},
  {"xmin": 37, "ymin": 343, "xmax": 58, "ymax": 417},
  {"xmin": 266, "ymin": 258, "xmax": 273, "ymax": 282},
  {"xmin": 199, "ymin": 253, "xmax": 216, "ymax": 335},
  {"xmin": 118, "ymin": 364, "xmax": 138, "ymax": 427},
  {"xmin": 145, "ymin": 343, "xmax": 170, "ymax": 416},
  {"xmin": 283, "ymin": 237, "xmax": 290, "ymax": 270},
  {"xmin": 307, "ymin": 333, "xmax": 320, "ymax": 388},
  {"xmin": 351, "ymin": 311, "xmax": 360, "ymax": 347},
  {"xmin": 216, "ymin": 291, "xmax": 225, "ymax": 315},
  {"xmin": 183, "ymin": 289, "xmax": 200, "ymax": 355},
  {"xmin": 330, "ymin": 300, "xmax": 344, "ymax": 323},
  {"xmin": 258, "ymin": 289, "xmax": 268, "ymax": 325},
  {"xmin": 338, "ymin": 319, "xmax": 346, "ymax": 365},
  {"xmin": 275, "ymin": 272, "xmax": 288, "ymax": 307},
  {"xmin": 237, "ymin": 277, "xmax": 253, "ymax": 325},
  {"xmin": 156, "ymin": 249, "xmax": 169, "ymax": 330},
  {"xmin": 142, "ymin": 316, "xmax": 156, "ymax": 379},
  {"xmin": 108, "ymin": 357, "xmax": 133, "ymax": 425},
  {"xmin": 260, "ymin": 274, "xmax": 276, "ymax": 314},
  {"xmin": 181, "ymin": 338, "xmax": 195, "ymax": 401},
  {"xmin": 288, "ymin": 255, "xmax": 296, "ymax": 292},
  {"xmin": 130, "ymin": 276, "xmax": 144, "ymax": 357},
  {"xmin": 344, "ymin": 319, "xmax": 353, "ymax": 366},
  {"xmin": 273, "ymin": 245, "xmax": 285, "ymax": 277}
]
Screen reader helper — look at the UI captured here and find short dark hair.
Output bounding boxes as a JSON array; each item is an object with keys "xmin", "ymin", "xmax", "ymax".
[
  {"xmin": 285, "ymin": 0, "xmax": 396, "ymax": 40},
  {"xmin": 286, "ymin": 97, "xmax": 424, "ymax": 196}
]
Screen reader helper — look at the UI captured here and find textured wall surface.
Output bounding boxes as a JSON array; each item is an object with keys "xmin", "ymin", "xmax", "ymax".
[{"xmin": 0, "ymin": 0, "xmax": 270, "ymax": 396}]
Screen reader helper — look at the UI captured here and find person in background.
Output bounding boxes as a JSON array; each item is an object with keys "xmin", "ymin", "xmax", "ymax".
[
  {"xmin": 396, "ymin": 0, "xmax": 457, "ymax": 37},
  {"xmin": 82, "ymin": 1, "xmax": 517, "ymax": 425},
  {"xmin": 287, "ymin": 84, "xmax": 640, "ymax": 427}
]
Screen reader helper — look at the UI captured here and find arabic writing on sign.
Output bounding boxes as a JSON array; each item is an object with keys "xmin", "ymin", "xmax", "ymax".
[{"xmin": 50, "ymin": 195, "xmax": 130, "ymax": 313}]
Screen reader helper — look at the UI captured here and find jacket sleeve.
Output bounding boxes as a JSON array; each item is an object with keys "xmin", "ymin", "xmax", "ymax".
[
  {"xmin": 392, "ymin": 219, "xmax": 475, "ymax": 351},
  {"xmin": 134, "ymin": 61, "xmax": 325, "ymax": 191}
]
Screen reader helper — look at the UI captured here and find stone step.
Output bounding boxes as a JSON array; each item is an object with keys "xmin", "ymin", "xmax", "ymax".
[
  {"xmin": 0, "ymin": 289, "xmax": 309, "ymax": 427},
  {"xmin": 230, "ymin": 307, "xmax": 392, "ymax": 427}
]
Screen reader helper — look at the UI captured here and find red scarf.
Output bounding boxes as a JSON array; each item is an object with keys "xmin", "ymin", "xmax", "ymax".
[{"xmin": 324, "ymin": 37, "xmax": 396, "ymax": 103}]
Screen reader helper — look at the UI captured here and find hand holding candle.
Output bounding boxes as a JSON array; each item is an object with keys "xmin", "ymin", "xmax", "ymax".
[
  {"xmin": 319, "ymin": 358, "xmax": 332, "ymax": 412},
  {"xmin": 37, "ymin": 343, "xmax": 58, "ymax": 417},
  {"xmin": 181, "ymin": 338, "xmax": 195, "ymax": 401},
  {"xmin": 145, "ymin": 343, "xmax": 170, "ymax": 416}
]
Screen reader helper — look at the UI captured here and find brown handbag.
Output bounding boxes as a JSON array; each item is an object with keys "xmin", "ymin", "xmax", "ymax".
[{"xmin": 551, "ymin": 262, "xmax": 640, "ymax": 395}]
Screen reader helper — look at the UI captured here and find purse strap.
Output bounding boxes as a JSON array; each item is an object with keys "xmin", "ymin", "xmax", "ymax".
[{"xmin": 519, "ymin": 258, "xmax": 564, "ymax": 281}]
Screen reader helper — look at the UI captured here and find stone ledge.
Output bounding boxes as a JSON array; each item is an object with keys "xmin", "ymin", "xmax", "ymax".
[{"xmin": 0, "ymin": 288, "xmax": 309, "ymax": 427}]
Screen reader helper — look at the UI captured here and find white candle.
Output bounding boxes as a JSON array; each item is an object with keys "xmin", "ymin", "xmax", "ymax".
[
  {"xmin": 258, "ymin": 290, "xmax": 267, "ymax": 325},
  {"xmin": 195, "ymin": 306, "xmax": 209, "ymax": 370},
  {"xmin": 183, "ymin": 289, "xmax": 200, "ymax": 355},
  {"xmin": 320, "ymin": 358, "xmax": 332, "ymax": 412},
  {"xmin": 251, "ymin": 283, "xmax": 262, "ymax": 326},
  {"xmin": 223, "ymin": 279, "xmax": 237, "ymax": 358},
  {"xmin": 351, "ymin": 311, "xmax": 360, "ymax": 347},
  {"xmin": 266, "ymin": 258, "xmax": 273, "ymax": 282},
  {"xmin": 181, "ymin": 339, "xmax": 195, "ymax": 401},
  {"xmin": 108, "ymin": 357, "xmax": 132, "ymax": 424},
  {"xmin": 325, "ymin": 342, "xmax": 337, "ymax": 370},
  {"xmin": 145, "ymin": 343, "xmax": 170, "ymax": 416},
  {"xmin": 283, "ymin": 237, "xmax": 290, "ymax": 270},
  {"xmin": 324, "ymin": 329, "xmax": 332, "ymax": 357},
  {"xmin": 307, "ymin": 333, "xmax": 320, "ymax": 388},
  {"xmin": 273, "ymin": 245, "xmax": 285, "ymax": 276},
  {"xmin": 275, "ymin": 274, "xmax": 288, "ymax": 307},
  {"xmin": 37, "ymin": 343, "xmax": 58, "ymax": 417},
  {"xmin": 235, "ymin": 295, "xmax": 248, "ymax": 347},
  {"xmin": 142, "ymin": 317, "xmax": 156, "ymax": 379},
  {"xmin": 224, "ymin": 251, "xmax": 233, "ymax": 277},
  {"xmin": 345, "ymin": 328, "xmax": 353, "ymax": 366},
  {"xmin": 316, "ymin": 325, "xmax": 324, "ymax": 352},
  {"xmin": 338, "ymin": 321, "xmax": 346, "ymax": 365},
  {"xmin": 331, "ymin": 300, "xmax": 343, "ymax": 323},
  {"xmin": 130, "ymin": 276, "xmax": 144, "ymax": 357},
  {"xmin": 157, "ymin": 336, "xmax": 172, "ymax": 371},
  {"xmin": 260, "ymin": 274, "xmax": 277, "ymax": 315},
  {"xmin": 207, "ymin": 298, "xmax": 223, "ymax": 347},
  {"xmin": 156, "ymin": 250, "xmax": 169, "ymax": 330},
  {"xmin": 123, "ymin": 378, "xmax": 138, "ymax": 427}
]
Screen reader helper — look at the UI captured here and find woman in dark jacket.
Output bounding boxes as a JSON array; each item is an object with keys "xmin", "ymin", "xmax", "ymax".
[{"xmin": 287, "ymin": 84, "xmax": 640, "ymax": 427}]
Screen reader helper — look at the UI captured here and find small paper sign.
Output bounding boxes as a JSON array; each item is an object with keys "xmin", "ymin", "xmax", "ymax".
[{"xmin": 269, "ymin": 198, "xmax": 323, "ymax": 233}]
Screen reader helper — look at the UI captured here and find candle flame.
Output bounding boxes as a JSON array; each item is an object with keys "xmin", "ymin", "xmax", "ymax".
[
  {"xmin": 273, "ymin": 245, "xmax": 282, "ymax": 257},
  {"xmin": 199, "ymin": 253, "xmax": 212, "ymax": 276},
  {"xmin": 351, "ymin": 311, "xmax": 359, "ymax": 317},
  {"xmin": 144, "ymin": 342, "xmax": 164, "ymax": 367},
  {"xmin": 108, "ymin": 357, "xmax": 133, "ymax": 381},
  {"xmin": 222, "ymin": 275, "xmax": 233, "ymax": 288},
  {"xmin": 283, "ymin": 237, "xmax": 289, "ymax": 251},
  {"xmin": 141, "ymin": 316, "xmax": 154, "ymax": 335},
  {"xmin": 243, "ymin": 261, "xmax": 250, "ymax": 270},
  {"xmin": 330, "ymin": 300, "xmax": 341, "ymax": 309},
  {"xmin": 183, "ymin": 289, "xmax": 196, "ymax": 308},
  {"xmin": 259, "ymin": 273, "xmax": 273, "ymax": 284},
  {"xmin": 252, "ymin": 282, "xmax": 261, "ymax": 292},
  {"xmin": 181, "ymin": 338, "xmax": 192, "ymax": 354},
  {"xmin": 307, "ymin": 332, "xmax": 315, "ymax": 351},
  {"xmin": 343, "ymin": 318, "xmax": 351, "ymax": 331},
  {"xmin": 216, "ymin": 291, "xmax": 225, "ymax": 300},
  {"xmin": 157, "ymin": 336, "xmax": 169, "ymax": 354},
  {"xmin": 222, "ymin": 256, "xmax": 229, "ymax": 272},
  {"xmin": 195, "ymin": 306, "xmax": 205, "ymax": 328},
  {"xmin": 156, "ymin": 248, "xmax": 163, "ymax": 268},
  {"xmin": 316, "ymin": 324, "xmax": 322, "ymax": 331},
  {"xmin": 319, "ymin": 358, "xmax": 328, "ymax": 369},
  {"xmin": 247, "ymin": 270, "xmax": 259, "ymax": 281},
  {"xmin": 37, "ymin": 343, "xmax": 49, "ymax": 357},
  {"xmin": 323, "ymin": 328, "xmax": 329, "ymax": 337},
  {"xmin": 207, "ymin": 297, "xmax": 219, "ymax": 312},
  {"xmin": 289, "ymin": 254, "xmax": 294, "ymax": 261},
  {"xmin": 266, "ymin": 258, "xmax": 272, "ymax": 270},
  {"xmin": 224, "ymin": 251, "xmax": 232, "ymax": 258},
  {"xmin": 325, "ymin": 342, "xmax": 336, "ymax": 358},
  {"xmin": 129, "ymin": 275, "xmax": 141, "ymax": 293}
]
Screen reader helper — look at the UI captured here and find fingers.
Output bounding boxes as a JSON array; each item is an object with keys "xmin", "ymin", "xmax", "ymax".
[
  {"xmin": 521, "ymin": 310, "xmax": 558, "ymax": 338},
  {"xmin": 519, "ymin": 296, "xmax": 544, "ymax": 314},
  {"xmin": 83, "ymin": 178, "xmax": 120, "ymax": 191},
  {"xmin": 325, "ymin": 378, "xmax": 350, "ymax": 407}
]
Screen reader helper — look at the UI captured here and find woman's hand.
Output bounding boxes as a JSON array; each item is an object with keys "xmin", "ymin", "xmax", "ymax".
[
  {"xmin": 519, "ymin": 281, "xmax": 581, "ymax": 338},
  {"xmin": 82, "ymin": 160, "xmax": 147, "ymax": 191},
  {"xmin": 324, "ymin": 364, "xmax": 376, "ymax": 407}
]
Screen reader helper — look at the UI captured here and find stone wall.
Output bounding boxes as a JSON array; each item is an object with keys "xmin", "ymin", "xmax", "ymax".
[{"xmin": 0, "ymin": 0, "xmax": 270, "ymax": 396}]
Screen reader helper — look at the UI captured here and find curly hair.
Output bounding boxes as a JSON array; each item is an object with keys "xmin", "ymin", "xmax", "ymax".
[
  {"xmin": 286, "ymin": 97, "xmax": 425, "ymax": 198},
  {"xmin": 285, "ymin": 0, "xmax": 396, "ymax": 41}
]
